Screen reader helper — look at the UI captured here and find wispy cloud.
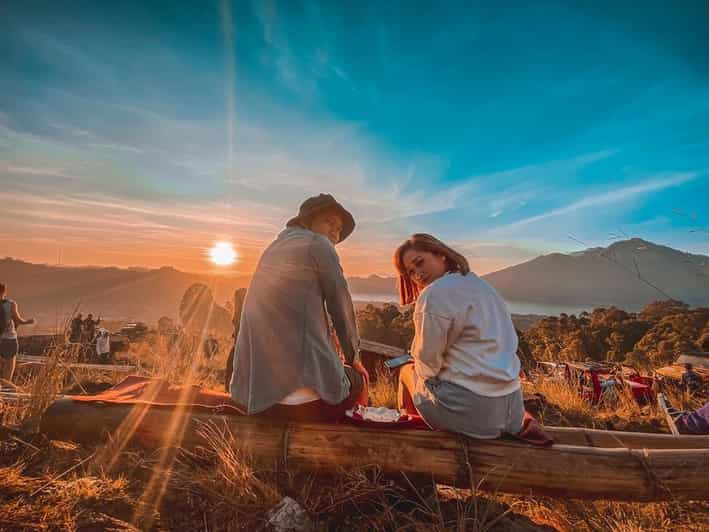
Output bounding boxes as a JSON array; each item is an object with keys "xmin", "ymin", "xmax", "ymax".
[
  {"xmin": 50, "ymin": 123, "xmax": 95, "ymax": 138},
  {"xmin": 89, "ymin": 142, "xmax": 144, "ymax": 154},
  {"xmin": 497, "ymin": 172, "xmax": 700, "ymax": 231},
  {"xmin": 1, "ymin": 165, "xmax": 80, "ymax": 180}
]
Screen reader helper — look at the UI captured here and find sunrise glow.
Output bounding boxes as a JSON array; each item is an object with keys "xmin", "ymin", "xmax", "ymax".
[{"xmin": 208, "ymin": 242, "xmax": 237, "ymax": 266}]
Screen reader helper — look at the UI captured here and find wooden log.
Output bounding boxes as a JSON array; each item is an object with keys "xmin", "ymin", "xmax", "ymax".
[
  {"xmin": 40, "ymin": 398, "xmax": 709, "ymax": 502},
  {"xmin": 543, "ymin": 426, "xmax": 709, "ymax": 449},
  {"xmin": 359, "ymin": 339, "xmax": 405, "ymax": 359},
  {"xmin": 16, "ymin": 355, "xmax": 136, "ymax": 373}
]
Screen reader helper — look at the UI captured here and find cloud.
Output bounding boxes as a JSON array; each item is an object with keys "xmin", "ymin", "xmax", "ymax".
[
  {"xmin": 50, "ymin": 123, "xmax": 95, "ymax": 138},
  {"xmin": 89, "ymin": 142, "xmax": 144, "ymax": 154},
  {"xmin": 495, "ymin": 172, "xmax": 700, "ymax": 231},
  {"xmin": 1, "ymin": 165, "xmax": 79, "ymax": 180}
]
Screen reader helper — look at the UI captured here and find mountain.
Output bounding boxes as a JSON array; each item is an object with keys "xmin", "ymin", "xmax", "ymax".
[
  {"xmin": 2, "ymin": 238, "xmax": 707, "ymax": 333},
  {"xmin": 346, "ymin": 275, "xmax": 397, "ymax": 296},
  {"xmin": 483, "ymin": 238, "xmax": 709, "ymax": 309},
  {"xmin": 0, "ymin": 258, "xmax": 251, "ymax": 329},
  {"xmin": 0, "ymin": 258, "xmax": 398, "ymax": 331}
]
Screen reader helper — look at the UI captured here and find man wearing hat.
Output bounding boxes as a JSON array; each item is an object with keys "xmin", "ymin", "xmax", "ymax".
[{"xmin": 229, "ymin": 194, "xmax": 367, "ymax": 420}]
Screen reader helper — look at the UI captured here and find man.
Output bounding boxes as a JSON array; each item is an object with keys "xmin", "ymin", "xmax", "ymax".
[
  {"xmin": 230, "ymin": 194, "xmax": 367, "ymax": 420},
  {"xmin": 83, "ymin": 313, "xmax": 101, "ymax": 343},
  {"xmin": 69, "ymin": 313, "xmax": 83, "ymax": 343},
  {"xmin": 681, "ymin": 363, "xmax": 703, "ymax": 393},
  {"xmin": 0, "ymin": 283, "xmax": 34, "ymax": 386},
  {"xmin": 203, "ymin": 334, "xmax": 218, "ymax": 360}
]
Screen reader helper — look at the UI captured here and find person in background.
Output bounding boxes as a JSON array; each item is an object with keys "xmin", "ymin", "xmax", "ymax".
[
  {"xmin": 83, "ymin": 313, "xmax": 101, "ymax": 343},
  {"xmin": 224, "ymin": 288, "xmax": 247, "ymax": 392},
  {"xmin": 95, "ymin": 328, "xmax": 111, "ymax": 363},
  {"xmin": 230, "ymin": 194, "xmax": 368, "ymax": 420},
  {"xmin": 0, "ymin": 283, "xmax": 35, "ymax": 386},
  {"xmin": 203, "ymin": 334, "xmax": 218, "ymax": 360},
  {"xmin": 393, "ymin": 234, "xmax": 523, "ymax": 439},
  {"xmin": 681, "ymin": 363, "xmax": 703, "ymax": 393},
  {"xmin": 69, "ymin": 313, "xmax": 83, "ymax": 343}
]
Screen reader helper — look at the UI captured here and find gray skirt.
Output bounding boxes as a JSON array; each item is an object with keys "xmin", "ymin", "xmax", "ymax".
[{"xmin": 413, "ymin": 377, "xmax": 524, "ymax": 439}]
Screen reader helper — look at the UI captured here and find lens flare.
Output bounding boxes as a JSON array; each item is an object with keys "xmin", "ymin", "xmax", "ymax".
[{"xmin": 208, "ymin": 241, "xmax": 237, "ymax": 266}]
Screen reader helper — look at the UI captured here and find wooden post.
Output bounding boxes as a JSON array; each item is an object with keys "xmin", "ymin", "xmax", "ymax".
[
  {"xmin": 657, "ymin": 393, "xmax": 680, "ymax": 436},
  {"xmin": 40, "ymin": 398, "xmax": 709, "ymax": 502}
]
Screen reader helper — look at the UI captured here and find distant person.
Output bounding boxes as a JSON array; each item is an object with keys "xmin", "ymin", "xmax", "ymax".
[
  {"xmin": 203, "ymin": 334, "xmax": 218, "ymax": 360},
  {"xmin": 0, "ymin": 283, "xmax": 35, "ymax": 386},
  {"xmin": 681, "ymin": 363, "xmax": 702, "ymax": 393},
  {"xmin": 69, "ymin": 313, "xmax": 83, "ymax": 343},
  {"xmin": 225, "ymin": 288, "xmax": 247, "ymax": 392},
  {"xmin": 95, "ymin": 328, "xmax": 111, "ymax": 363},
  {"xmin": 393, "ymin": 234, "xmax": 523, "ymax": 439},
  {"xmin": 83, "ymin": 313, "xmax": 101, "ymax": 343},
  {"xmin": 230, "ymin": 194, "xmax": 368, "ymax": 421}
]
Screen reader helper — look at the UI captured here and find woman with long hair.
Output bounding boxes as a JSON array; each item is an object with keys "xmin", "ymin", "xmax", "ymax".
[{"xmin": 393, "ymin": 234, "xmax": 523, "ymax": 439}]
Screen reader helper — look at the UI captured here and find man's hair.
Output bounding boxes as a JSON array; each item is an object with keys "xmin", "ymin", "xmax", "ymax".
[
  {"xmin": 0, "ymin": 283, "xmax": 5, "ymax": 295},
  {"xmin": 393, "ymin": 233, "xmax": 470, "ymax": 305}
]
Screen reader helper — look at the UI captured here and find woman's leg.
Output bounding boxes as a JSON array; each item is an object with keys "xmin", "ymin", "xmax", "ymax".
[
  {"xmin": 397, "ymin": 364, "xmax": 419, "ymax": 414},
  {"xmin": 0, "ymin": 356, "xmax": 16, "ymax": 384}
]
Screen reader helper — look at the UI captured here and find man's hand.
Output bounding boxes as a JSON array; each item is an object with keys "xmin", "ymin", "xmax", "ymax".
[{"xmin": 352, "ymin": 359, "xmax": 370, "ymax": 387}]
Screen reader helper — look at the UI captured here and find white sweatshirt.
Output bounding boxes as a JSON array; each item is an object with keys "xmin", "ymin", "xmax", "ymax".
[{"xmin": 411, "ymin": 272, "xmax": 520, "ymax": 397}]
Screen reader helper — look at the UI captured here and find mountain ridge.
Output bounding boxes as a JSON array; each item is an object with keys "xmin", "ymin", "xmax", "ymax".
[{"xmin": 2, "ymin": 238, "xmax": 707, "ymax": 330}]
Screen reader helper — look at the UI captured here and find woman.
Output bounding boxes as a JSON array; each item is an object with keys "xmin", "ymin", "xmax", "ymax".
[
  {"xmin": 393, "ymin": 234, "xmax": 522, "ymax": 439},
  {"xmin": 0, "ymin": 282, "xmax": 35, "ymax": 386}
]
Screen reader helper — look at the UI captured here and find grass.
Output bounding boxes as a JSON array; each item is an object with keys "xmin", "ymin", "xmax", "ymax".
[{"xmin": 0, "ymin": 338, "xmax": 708, "ymax": 531}]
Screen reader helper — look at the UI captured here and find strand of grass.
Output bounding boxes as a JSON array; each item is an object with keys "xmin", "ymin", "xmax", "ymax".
[{"xmin": 30, "ymin": 451, "xmax": 97, "ymax": 497}]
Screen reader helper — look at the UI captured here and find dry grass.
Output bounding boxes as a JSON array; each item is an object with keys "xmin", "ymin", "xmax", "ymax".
[
  {"xmin": 1, "ymin": 339, "xmax": 708, "ymax": 530},
  {"xmin": 527, "ymin": 375, "xmax": 667, "ymax": 433},
  {"xmin": 368, "ymin": 367, "xmax": 398, "ymax": 409}
]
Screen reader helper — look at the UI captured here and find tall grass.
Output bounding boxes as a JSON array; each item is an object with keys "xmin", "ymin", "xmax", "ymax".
[{"xmin": 2, "ymin": 337, "xmax": 708, "ymax": 530}]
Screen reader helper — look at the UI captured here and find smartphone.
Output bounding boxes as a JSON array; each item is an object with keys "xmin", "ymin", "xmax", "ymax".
[{"xmin": 384, "ymin": 354, "xmax": 413, "ymax": 370}]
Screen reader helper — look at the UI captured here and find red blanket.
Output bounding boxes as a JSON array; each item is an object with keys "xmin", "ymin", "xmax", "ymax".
[{"xmin": 70, "ymin": 376, "xmax": 553, "ymax": 445}]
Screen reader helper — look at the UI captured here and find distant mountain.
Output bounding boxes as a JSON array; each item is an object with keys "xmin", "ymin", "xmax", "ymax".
[
  {"xmin": 483, "ymin": 238, "xmax": 709, "ymax": 309},
  {"xmin": 347, "ymin": 274, "xmax": 398, "ymax": 296},
  {"xmin": 0, "ymin": 258, "xmax": 251, "ymax": 329},
  {"xmin": 2, "ymin": 238, "xmax": 707, "ymax": 333},
  {"xmin": 0, "ymin": 258, "xmax": 398, "ymax": 331}
]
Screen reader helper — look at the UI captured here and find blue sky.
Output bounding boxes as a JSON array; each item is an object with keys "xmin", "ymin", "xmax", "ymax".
[{"xmin": 1, "ymin": 0, "xmax": 708, "ymax": 275}]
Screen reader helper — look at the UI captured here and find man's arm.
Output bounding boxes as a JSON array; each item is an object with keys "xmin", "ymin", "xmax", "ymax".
[{"xmin": 309, "ymin": 236, "xmax": 359, "ymax": 365}]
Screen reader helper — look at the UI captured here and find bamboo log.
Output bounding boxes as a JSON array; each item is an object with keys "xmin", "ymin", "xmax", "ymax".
[
  {"xmin": 543, "ymin": 426, "xmax": 709, "ymax": 449},
  {"xmin": 41, "ymin": 398, "xmax": 709, "ymax": 502},
  {"xmin": 16, "ymin": 355, "xmax": 135, "ymax": 373},
  {"xmin": 359, "ymin": 339, "xmax": 405, "ymax": 359}
]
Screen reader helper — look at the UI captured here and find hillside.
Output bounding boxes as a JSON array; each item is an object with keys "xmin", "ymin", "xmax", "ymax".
[
  {"xmin": 3, "ymin": 238, "xmax": 707, "ymax": 331},
  {"xmin": 484, "ymin": 238, "xmax": 709, "ymax": 309},
  {"xmin": 0, "ymin": 258, "xmax": 398, "ymax": 330}
]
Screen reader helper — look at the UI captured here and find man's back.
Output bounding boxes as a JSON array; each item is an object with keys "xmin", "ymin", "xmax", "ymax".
[{"xmin": 230, "ymin": 226, "xmax": 357, "ymax": 414}]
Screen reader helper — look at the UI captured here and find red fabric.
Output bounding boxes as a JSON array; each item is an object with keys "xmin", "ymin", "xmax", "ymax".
[
  {"xmin": 70, "ymin": 375, "xmax": 244, "ymax": 415},
  {"xmin": 70, "ymin": 376, "xmax": 554, "ymax": 445}
]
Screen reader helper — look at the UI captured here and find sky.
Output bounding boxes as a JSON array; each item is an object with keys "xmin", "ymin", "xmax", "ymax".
[{"xmin": 1, "ymin": 0, "xmax": 708, "ymax": 277}]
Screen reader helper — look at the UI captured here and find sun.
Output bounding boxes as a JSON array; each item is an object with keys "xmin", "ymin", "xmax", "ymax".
[{"xmin": 208, "ymin": 241, "xmax": 237, "ymax": 266}]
